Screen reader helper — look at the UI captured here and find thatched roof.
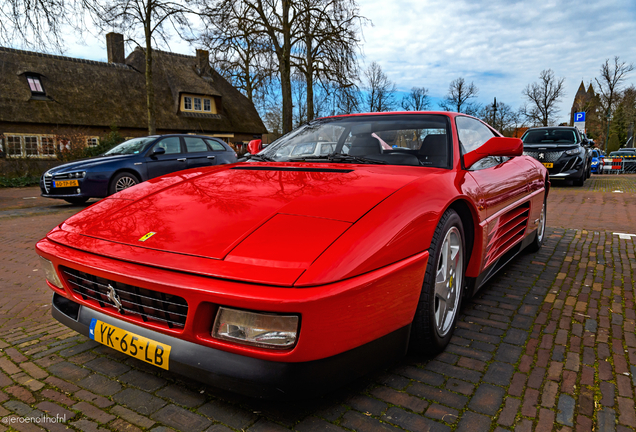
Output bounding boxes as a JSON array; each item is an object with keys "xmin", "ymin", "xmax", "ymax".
[{"xmin": 0, "ymin": 46, "xmax": 267, "ymax": 136}]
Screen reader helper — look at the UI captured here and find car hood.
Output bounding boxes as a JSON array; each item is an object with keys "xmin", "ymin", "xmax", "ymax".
[
  {"xmin": 46, "ymin": 154, "xmax": 136, "ymax": 173},
  {"xmin": 61, "ymin": 164, "xmax": 418, "ymax": 265}
]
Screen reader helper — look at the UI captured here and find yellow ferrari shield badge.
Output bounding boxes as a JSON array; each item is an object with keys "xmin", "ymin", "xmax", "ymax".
[{"xmin": 138, "ymin": 232, "xmax": 157, "ymax": 242}]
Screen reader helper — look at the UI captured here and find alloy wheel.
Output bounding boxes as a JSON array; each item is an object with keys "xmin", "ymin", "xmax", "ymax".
[
  {"xmin": 115, "ymin": 176, "xmax": 137, "ymax": 192},
  {"xmin": 434, "ymin": 226, "xmax": 463, "ymax": 337}
]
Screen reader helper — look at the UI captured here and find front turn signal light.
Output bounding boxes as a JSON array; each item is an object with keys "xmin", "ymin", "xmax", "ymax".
[
  {"xmin": 212, "ymin": 307, "xmax": 299, "ymax": 349},
  {"xmin": 39, "ymin": 256, "xmax": 63, "ymax": 289}
]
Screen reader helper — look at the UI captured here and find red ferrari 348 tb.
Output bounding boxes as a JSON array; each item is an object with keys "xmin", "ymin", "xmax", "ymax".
[{"xmin": 36, "ymin": 112, "xmax": 548, "ymax": 398}]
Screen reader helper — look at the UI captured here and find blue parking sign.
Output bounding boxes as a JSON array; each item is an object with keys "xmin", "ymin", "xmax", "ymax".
[{"xmin": 574, "ymin": 112, "xmax": 586, "ymax": 122}]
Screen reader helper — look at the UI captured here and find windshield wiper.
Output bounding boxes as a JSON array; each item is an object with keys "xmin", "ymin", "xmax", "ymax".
[
  {"xmin": 328, "ymin": 153, "xmax": 387, "ymax": 164},
  {"xmin": 242, "ymin": 154, "xmax": 276, "ymax": 162},
  {"xmin": 287, "ymin": 153, "xmax": 387, "ymax": 164}
]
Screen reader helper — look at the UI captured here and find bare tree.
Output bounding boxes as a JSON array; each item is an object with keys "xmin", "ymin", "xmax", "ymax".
[
  {"xmin": 1, "ymin": 0, "xmax": 73, "ymax": 51},
  {"xmin": 401, "ymin": 87, "xmax": 430, "ymax": 111},
  {"xmin": 594, "ymin": 56, "xmax": 634, "ymax": 147},
  {"xmin": 439, "ymin": 77, "xmax": 480, "ymax": 115},
  {"xmin": 89, "ymin": 0, "xmax": 195, "ymax": 135},
  {"xmin": 199, "ymin": 1, "xmax": 275, "ymax": 103},
  {"xmin": 478, "ymin": 99, "xmax": 524, "ymax": 136},
  {"xmin": 363, "ymin": 62, "xmax": 396, "ymax": 112},
  {"xmin": 522, "ymin": 69, "xmax": 566, "ymax": 126},
  {"xmin": 293, "ymin": 0, "xmax": 364, "ymax": 121}
]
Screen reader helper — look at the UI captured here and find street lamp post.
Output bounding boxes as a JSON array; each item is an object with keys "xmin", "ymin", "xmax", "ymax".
[{"xmin": 606, "ymin": 109, "xmax": 612, "ymax": 152}]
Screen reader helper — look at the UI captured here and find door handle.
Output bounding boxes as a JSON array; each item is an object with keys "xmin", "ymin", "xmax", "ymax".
[
  {"xmin": 207, "ymin": 156, "xmax": 216, "ymax": 159},
  {"xmin": 177, "ymin": 158, "xmax": 186, "ymax": 162}
]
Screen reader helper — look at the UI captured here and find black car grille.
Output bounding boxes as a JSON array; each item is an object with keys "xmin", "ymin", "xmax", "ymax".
[
  {"xmin": 44, "ymin": 175, "xmax": 52, "ymax": 194},
  {"xmin": 62, "ymin": 267, "xmax": 188, "ymax": 329},
  {"xmin": 524, "ymin": 150, "xmax": 564, "ymax": 162}
]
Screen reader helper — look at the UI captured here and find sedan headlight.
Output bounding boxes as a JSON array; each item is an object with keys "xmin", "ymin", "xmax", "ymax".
[
  {"xmin": 591, "ymin": 161, "xmax": 599, "ymax": 165},
  {"xmin": 212, "ymin": 307, "xmax": 299, "ymax": 349},
  {"xmin": 39, "ymin": 256, "xmax": 63, "ymax": 289},
  {"xmin": 564, "ymin": 148, "xmax": 580, "ymax": 156}
]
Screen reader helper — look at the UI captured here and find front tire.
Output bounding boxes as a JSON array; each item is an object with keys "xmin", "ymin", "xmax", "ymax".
[
  {"xmin": 410, "ymin": 209, "xmax": 465, "ymax": 355},
  {"xmin": 109, "ymin": 172, "xmax": 139, "ymax": 195}
]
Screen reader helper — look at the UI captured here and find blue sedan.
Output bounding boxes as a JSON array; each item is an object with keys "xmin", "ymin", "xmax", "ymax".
[{"xmin": 40, "ymin": 135, "xmax": 238, "ymax": 204}]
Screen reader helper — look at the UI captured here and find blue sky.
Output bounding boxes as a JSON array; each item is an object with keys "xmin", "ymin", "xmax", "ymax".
[{"xmin": 54, "ymin": 0, "xmax": 636, "ymax": 124}]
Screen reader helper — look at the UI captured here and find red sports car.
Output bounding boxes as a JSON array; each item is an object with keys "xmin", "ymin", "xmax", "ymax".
[{"xmin": 36, "ymin": 112, "xmax": 548, "ymax": 398}]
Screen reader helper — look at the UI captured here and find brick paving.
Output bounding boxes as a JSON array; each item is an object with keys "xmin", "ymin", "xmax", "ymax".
[{"xmin": 0, "ymin": 180, "xmax": 634, "ymax": 431}]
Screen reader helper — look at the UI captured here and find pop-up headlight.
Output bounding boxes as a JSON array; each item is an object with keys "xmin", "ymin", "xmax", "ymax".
[{"xmin": 212, "ymin": 307, "xmax": 299, "ymax": 349}]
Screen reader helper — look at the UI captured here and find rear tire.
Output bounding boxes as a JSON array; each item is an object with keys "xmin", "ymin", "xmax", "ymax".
[
  {"xmin": 526, "ymin": 195, "xmax": 546, "ymax": 252},
  {"xmin": 410, "ymin": 209, "xmax": 465, "ymax": 355}
]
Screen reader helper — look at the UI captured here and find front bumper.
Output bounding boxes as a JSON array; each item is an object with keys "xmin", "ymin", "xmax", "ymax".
[
  {"xmin": 52, "ymin": 293, "xmax": 409, "ymax": 398},
  {"xmin": 40, "ymin": 173, "xmax": 109, "ymax": 199},
  {"xmin": 38, "ymin": 236, "xmax": 428, "ymax": 397}
]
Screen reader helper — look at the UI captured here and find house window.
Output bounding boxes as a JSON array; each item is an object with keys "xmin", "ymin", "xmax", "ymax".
[
  {"xmin": 7, "ymin": 136, "xmax": 22, "ymax": 157},
  {"xmin": 87, "ymin": 137, "xmax": 99, "ymax": 148},
  {"xmin": 26, "ymin": 75, "xmax": 45, "ymax": 95},
  {"xmin": 24, "ymin": 136, "xmax": 39, "ymax": 156},
  {"xmin": 41, "ymin": 137, "xmax": 55, "ymax": 156},
  {"xmin": 181, "ymin": 94, "xmax": 216, "ymax": 113}
]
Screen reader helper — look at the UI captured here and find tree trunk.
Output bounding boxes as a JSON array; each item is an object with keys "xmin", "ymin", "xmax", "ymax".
[
  {"xmin": 145, "ymin": 16, "xmax": 156, "ymax": 135},
  {"xmin": 305, "ymin": 23, "xmax": 314, "ymax": 121},
  {"xmin": 281, "ymin": 0, "xmax": 293, "ymax": 133}
]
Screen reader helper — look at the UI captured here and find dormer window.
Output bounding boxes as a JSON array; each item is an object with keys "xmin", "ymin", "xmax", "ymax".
[
  {"xmin": 181, "ymin": 93, "xmax": 216, "ymax": 114},
  {"xmin": 26, "ymin": 75, "xmax": 45, "ymax": 95}
]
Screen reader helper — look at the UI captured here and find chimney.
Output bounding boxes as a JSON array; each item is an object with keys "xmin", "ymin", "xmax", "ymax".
[
  {"xmin": 196, "ymin": 49, "xmax": 210, "ymax": 73},
  {"xmin": 106, "ymin": 32, "xmax": 125, "ymax": 64}
]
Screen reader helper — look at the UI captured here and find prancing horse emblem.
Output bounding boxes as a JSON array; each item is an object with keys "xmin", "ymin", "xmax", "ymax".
[
  {"xmin": 107, "ymin": 284, "xmax": 123, "ymax": 312},
  {"xmin": 538, "ymin": 153, "xmax": 545, "ymax": 160}
]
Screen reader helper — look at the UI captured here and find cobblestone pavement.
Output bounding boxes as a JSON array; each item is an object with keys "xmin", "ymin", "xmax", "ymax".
[{"xmin": 0, "ymin": 179, "xmax": 635, "ymax": 432}]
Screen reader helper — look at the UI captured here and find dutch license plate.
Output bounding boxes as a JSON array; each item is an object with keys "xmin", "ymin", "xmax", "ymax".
[
  {"xmin": 542, "ymin": 163, "xmax": 553, "ymax": 168},
  {"xmin": 53, "ymin": 180, "xmax": 79, "ymax": 188},
  {"xmin": 89, "ymin": 319, "xmax": 171, "ymax": 370}
]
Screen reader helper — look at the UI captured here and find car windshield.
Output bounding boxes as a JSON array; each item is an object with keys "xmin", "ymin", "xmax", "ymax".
[
  {"xmin": 522, "ymin": 129, "xmax": 578, "ymax": 145},
  {"xmin": 259, "ymin": 114, "xmax": 450, "ymax": 167},
  {"xmin": 592, "ymin": 150, "xmax": 599, "ymax": 157},
  {"xmin": 103, "ymin": 137, "xmax": 155, "ymax": 156}
]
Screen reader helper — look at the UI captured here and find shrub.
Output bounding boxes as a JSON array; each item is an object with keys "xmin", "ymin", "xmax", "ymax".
[{"xmin": 607, "ymin": 133, "xmax": 620, "ymax": 153}]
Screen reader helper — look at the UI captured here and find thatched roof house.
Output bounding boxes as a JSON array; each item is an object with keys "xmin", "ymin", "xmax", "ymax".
[{"xmin": 0, "ymin": 33, "xmax": 266, "ymax": 158}]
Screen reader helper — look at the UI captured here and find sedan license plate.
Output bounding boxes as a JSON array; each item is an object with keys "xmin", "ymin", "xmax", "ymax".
[
  {"xmin": 542, "ymin": 163, "xmax": 553, "ymax": 168},
  {"xmin": 89, "ymin": 319, "xmax": 171, "ymax": 370},
  {"xmin": 53, "ymin": 180, "xmax": 79, "ymax": 188}
]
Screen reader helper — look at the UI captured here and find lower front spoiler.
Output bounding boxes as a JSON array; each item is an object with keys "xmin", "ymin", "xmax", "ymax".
[{"xmin": 52, "ymin": 293, "xmax": 410, "ymax": 399}]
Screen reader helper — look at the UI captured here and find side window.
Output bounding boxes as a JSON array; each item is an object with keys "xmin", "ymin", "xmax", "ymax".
[
  {"xmin": 456, "ymin": 116, "xmax": 496, "ymax": 154},
  {"xmin": 205, "ymin": 139, "xmax": 226, "ymax": 151},
  {"xmin": 184, "ymin": 137, "xmax": 210, "ymax": 153},
  {"xmin": 456, "ymin": 116, "xmax": 499, "ymax": 170},
  {"xmin": 153, "ymin": 137, "xmax": 182, "ymax": 154}
]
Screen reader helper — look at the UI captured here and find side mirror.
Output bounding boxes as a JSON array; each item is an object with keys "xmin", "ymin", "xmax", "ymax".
[
  {"xmin": 150, "ymin": 147, "xmax": 166, "ymax": 156},
  {"xmin": 247, "ymin": 139, "xmax": 262, "ymax": 155},
  {"xmin": 463, "ymin": 137, "xmax": 523, "ymax": 170}
]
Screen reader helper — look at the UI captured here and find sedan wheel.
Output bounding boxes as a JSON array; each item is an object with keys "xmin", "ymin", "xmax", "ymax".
[
  {"xmin": 410, "ymin": 209, "xmax": 465, "ymax": 354},
  {"xmin": 109, "ymin": 173, "xmax": 139, "ymax": 195}
]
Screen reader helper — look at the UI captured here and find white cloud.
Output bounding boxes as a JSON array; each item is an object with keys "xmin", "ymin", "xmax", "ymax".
[
  {"xmin": 358, "ymin": 0, "xmax": 636, "ymax": 123},
  {"xmin": 36, "ymin": 0, "xmax": 636, "ymax": 124}
]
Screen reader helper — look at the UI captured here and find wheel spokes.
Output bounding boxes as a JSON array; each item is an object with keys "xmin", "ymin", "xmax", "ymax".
[{"xmin": 434, "ymin": 227, "xmax": 463, "ymax": 337}]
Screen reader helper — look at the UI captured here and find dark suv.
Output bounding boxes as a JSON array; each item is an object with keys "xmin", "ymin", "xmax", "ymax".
[{"xmin": 521, "ymin": 127, "xmax": 592, "ymax": 186}]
